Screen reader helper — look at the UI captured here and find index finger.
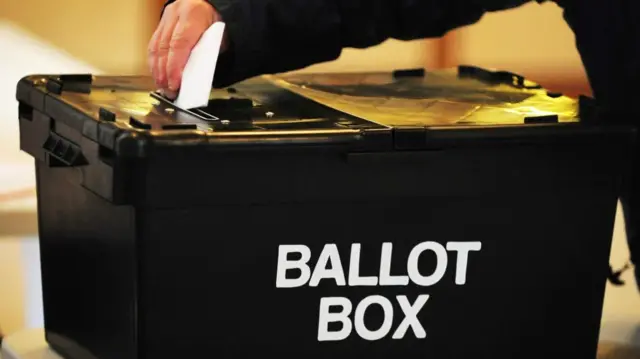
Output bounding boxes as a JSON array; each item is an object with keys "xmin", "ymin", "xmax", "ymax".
[{"xmin": 147, "ymin": 16, "xmax": 166, "ymax": 82}]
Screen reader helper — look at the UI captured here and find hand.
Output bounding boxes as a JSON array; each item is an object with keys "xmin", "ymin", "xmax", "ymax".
[{"xmin": 148, "ymin": 0, "xmax": 226, "ymax": 99}]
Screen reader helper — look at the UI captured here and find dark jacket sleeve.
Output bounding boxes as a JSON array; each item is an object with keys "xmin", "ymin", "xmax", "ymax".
[
  {"xmin": 163, "ymin": 0, "xmax": 640, "ymax": 109},
  {"xmin": 557, "ymin": 0, "xmax": 640, "ymax": 111},
  {"xmin": 178, "ymin": 0, "xmax": 535, "ymax": 88}
]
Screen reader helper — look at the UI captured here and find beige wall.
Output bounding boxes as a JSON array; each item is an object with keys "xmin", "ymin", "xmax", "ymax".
[
  {"xmin": 0, "ymin": 0, "xmax": 159, "ymax": 74},
  {"xmin": 454, "ymin": 1, "xmax": 588, "ymax": 91}
]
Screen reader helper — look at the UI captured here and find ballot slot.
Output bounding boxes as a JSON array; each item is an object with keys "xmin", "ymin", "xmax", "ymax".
[
  {"xmin": 190, "ymin": 108, "xmax": 220, "ymax": 122},
  {"xmin": 150, "ymin": 91, "xmax": 256, "ymax": 122},
  {"xmin": 150, "ymin": 90, "xmax": 269, "ymax": 132},
  {"xmin": 149, "ymin": 86, "xmax": 388, "ymax": 133},
  {"xmin": 150, "ymin": 91, "xmax": 220, "ymax": 122}
]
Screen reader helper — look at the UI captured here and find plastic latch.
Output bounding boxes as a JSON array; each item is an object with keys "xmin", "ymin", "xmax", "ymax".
[
  {"xmin": 393, "ymin": 68, "xmax": 426, "ymax": 79},
  {"xmin": 59, "ymin": 74, "xmax": 93, "ymax": 84},
  {"xmin": 45, "ymin": 74, "xmax": 93, "ymax": 94},
  {"xmin": 45, "ymin": 78, "xmax": 63, "ymax": 95},
  {"xmin": 129, "ymin": 117, "xmax": 152, "ymax": 130},
  {"xmin": 458, "ymin": 65, "xmax": 542, "ymax": 90},
  {"xmin": 162, "ymin": 123, "xmax": 199, "ymax": 130},
  {"xmin": 42, "ymin": 132, "xmax": 87, "ymax": 167},
  {"xmin": 99, "ymin": 108, "xmax": 116, "ymax": 122}
]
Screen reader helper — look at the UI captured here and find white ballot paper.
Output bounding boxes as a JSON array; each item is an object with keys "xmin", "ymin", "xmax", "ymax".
[{"xmin": 174, "ymin": 22, "xmax": 226, "ymax": 110}]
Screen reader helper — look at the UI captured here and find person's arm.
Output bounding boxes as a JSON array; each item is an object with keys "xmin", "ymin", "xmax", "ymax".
[
  {"xmin": 157, "ymin": 0, "xmax": 536, "ymax": 89},
  {"xmin": 212, "ymin": 0, "xmax": 640, "ymax": 110},
  {"xmin": 557, "ymin": 0, "xmax": 640, "ymax": 110},
  {"xmin": 204, "ymin": 0, "xmax": 524, "ymax": 88}
]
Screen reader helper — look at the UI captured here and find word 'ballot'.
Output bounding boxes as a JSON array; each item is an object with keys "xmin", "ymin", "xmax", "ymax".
[{"xmin": 275, "ymin": 241, "xmax": 482, "ymax": 342}]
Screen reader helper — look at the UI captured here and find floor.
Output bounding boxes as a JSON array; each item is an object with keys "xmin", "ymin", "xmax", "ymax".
[{"xmin": 0, "ymin": 19, "xmax": 639, "ymax": 349}]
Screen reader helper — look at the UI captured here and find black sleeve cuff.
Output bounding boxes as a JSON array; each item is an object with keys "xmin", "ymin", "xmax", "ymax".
[
  {"xmin": 207, "ymin": 0, "xmax": 249, "ymax": 88},
  {"xmin": 207, "ymin": 0, "xmax": 344, "ymax": 88},
  {"xmin": 554, "ymin": 0, "xmax": 637, "ymax": 106}
]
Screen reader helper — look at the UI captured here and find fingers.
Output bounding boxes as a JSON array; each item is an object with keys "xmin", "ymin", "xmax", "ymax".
[
  {"xmin": 166, "ymin": 19, "xmax": 201, "ymax": 93},
  {"xmin": 154, "ymin": 13, "xmax": 180, "ymax": 92},
  {"xmin": 147, "ymin": 16, "xmax": 165, "ymax": 86},
  {"xmin": 148, "ymin": 0, "xmax": 218, "ymax": 98}
]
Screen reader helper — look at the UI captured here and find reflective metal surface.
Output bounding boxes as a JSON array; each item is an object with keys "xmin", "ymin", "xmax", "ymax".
[
  {"xmin": 28, "ymin": 69, "xmax": 580, "ymax": 140},
  {"xmin": 270, "ymin": 70, "xmax": 579, "ymax": 127},
  {"xmin": 37, "ymin": 75, "xmax": 380, "ymax": 135}
]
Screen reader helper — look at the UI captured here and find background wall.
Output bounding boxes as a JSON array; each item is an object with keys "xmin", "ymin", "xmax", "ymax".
[
  {"xmin": 0, "ymin": 0, "xmax": 159, "ymax": 75},
  {"xmin": 453, "ymin": 1, "xmax": 590, "ymax": 96}
]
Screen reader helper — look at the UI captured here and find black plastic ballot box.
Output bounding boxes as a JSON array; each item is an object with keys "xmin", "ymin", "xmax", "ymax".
[{"xmin": 15, "ymin": 66, "xmax": 636, "ymax": 359}]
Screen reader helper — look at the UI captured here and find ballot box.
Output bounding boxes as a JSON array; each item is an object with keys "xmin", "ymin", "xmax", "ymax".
[{"xmin": 15, "ymin": 66, "xmax": 636, "ymax": 359}]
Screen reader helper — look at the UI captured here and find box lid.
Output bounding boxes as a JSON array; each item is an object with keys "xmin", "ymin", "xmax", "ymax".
[{"xmin": 15, "ymin": 66, "xmax": 623, "ymax": 158}]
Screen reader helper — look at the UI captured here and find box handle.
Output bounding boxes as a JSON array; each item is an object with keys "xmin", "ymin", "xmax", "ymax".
[{"xmin": 42, "ymin": 132, "xmax": 87, "ymax": 167}]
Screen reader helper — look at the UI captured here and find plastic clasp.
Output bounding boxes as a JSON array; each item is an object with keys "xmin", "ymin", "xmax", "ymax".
[{"xmin": 458, "ymin": 65, "xmax": 542, "ymax": 90}]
